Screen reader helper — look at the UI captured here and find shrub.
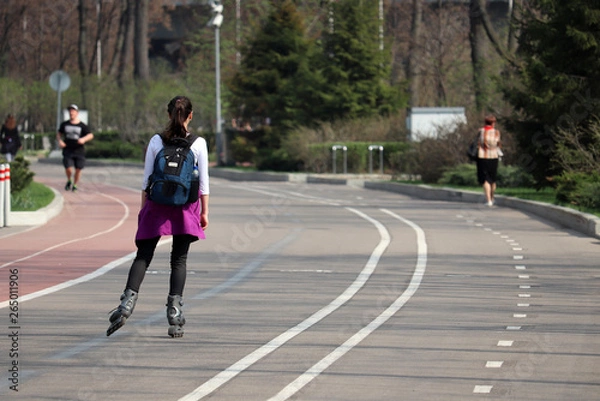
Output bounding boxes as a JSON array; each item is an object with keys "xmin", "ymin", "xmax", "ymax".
[
  {"xmin": 438, "ymin": 163, "xmax": 478, "ymax": 186},
  {"xmin": 439, "ymin": 163, "xmax": 536, "ymax": 188},
  {"xmin": 256, "ymin": 148, "xmax": 301, "ymax": 171},
  {"xmin": 304, "ymin": 142, "xmax": 409, "ymax": 174},
  {"xmin": 414, "ymin": 138, "xmax": 457, "ymax": 183},
  {"xmin": 7, "ymin": 156, "xmax": 34, "ymax": 193},
  {"xmin": 229, "ymin": 134, "xmax": 257, "ymax": 164},
  {"xmin": 555, "ymin": 172, "xmax": 600, "ymax": 209},
  {"xmin": 497, "ymin": 164, "xmax": 536, "ymax": 188},
  {"xmin": 282, "ymin": 114, "xmax": 409, "ymax": 173},
  {"xmin": 85, "ymin": 140, "xmax": 144, "ymax": 160}
]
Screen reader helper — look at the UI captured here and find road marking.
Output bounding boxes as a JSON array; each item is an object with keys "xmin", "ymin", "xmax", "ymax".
[
  {"xmin": 519, "ymin": 275, "xmax": 530, "ymax": 279},
  {"xmin": 497, "ymin": 340, "xmax": 513, "ymax": 347},
  {"xmin": 486, "ymin": 361, "xmax": 504, "ymax": 368},
  {"xmin": 520, "ymin": 285, "xmax": 531, "ymax": 289},
  {"xmin": 515, "ymin": 265, "xmax": 526, "ymax": 270},
  {"xmin": 178, "ymin": 207, "xmax": 392, "ymax": 401},
  {"xmin": 514, "ymin": 314, "xmax": 527, "ymax": 318},
  {"xmin": 507, "ymin": 326, "xmax": 522, "ymax": 330},
  {"xmin": 278, "ymin": 269, "xmax": 332, "ymax": 273},
  {"xmin": 474, "ymin": 385, "xmax": 493, "ymax": 393},
  {"xmin": 266, "ymin": 208, "xmax": 427, "ymax": 401},
  {"xmin": 519, "ymin": 294, "xmax": 531, "ymax": 298},
  {"xmin": 514, "ymin": 255, "xmax": 524, "ymax": 260},
  {"xmin": 518, "ymin": 303, "xmax": 530, "ymax": 307}
]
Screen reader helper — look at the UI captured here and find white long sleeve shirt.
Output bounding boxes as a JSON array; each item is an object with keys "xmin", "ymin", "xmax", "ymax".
[{"xmin": 142, "ymin": 133, "xmax": 210, "ymax": 196}]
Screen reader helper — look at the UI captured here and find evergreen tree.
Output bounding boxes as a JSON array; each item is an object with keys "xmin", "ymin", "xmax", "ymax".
[
  {"xmin": 316, "ymin": 0, "xmax": 402, "ymax": 122},
  {"xmin": 229, "ymin": 0, "xmax": 323, "ymax": 131},
  {"xmin": 503, "ymin": 0, "xmax": 600, "ymax": 186}
]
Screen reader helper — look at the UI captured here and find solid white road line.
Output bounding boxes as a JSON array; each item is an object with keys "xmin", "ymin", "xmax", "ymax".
[
  {"xmin": 267, "ymin": 208, "xmax": 427, "ymax": 401},
  {"xmin": 177, "ymin": 207, "xmax": 391, "ymax": 401}
]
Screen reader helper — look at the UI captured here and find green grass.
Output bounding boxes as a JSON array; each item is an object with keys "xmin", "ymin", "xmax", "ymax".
[{"xmin": 11, "ymin": 182, "xmax": 55, "ymax": 212}]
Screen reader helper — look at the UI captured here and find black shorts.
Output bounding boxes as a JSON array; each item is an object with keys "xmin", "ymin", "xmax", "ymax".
[
  {"xmin": 62, "ymin": 149, "xmax": 86, "ymax": 170},
  {"xmin": 477, "ymin": 158, "xmax": 499, "ymax": 185}
]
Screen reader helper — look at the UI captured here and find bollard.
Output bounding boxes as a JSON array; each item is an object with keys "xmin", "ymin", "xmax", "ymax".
[
  {"xmin": 4, "ymin": 163, "xmax": 10, "ymax": 227},
  {"xmin": 331, "ymin": 145, "xmax": 347, "ymax": 174},
  {"xmin": 0, "ymin": 164, "xmax": 5, "ymax": 228}
]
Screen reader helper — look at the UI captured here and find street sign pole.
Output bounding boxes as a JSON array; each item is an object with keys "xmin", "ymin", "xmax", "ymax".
[{"xmin": 49, "ymin": 70, "xmax": 71, "ymax": 132}]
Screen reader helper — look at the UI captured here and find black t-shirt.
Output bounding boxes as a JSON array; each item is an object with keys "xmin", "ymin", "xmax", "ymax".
[{"xmin": 59, "ymin": 120, "xmax": 91, "ymax": 152}]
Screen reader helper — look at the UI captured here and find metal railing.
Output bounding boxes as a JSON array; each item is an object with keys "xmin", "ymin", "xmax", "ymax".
[
  {"xmin": 331, "ymin": 145, "xmax": 347, "ymax": 174},
  {"xmin": 368, "ymin": 145, "xmax": 384, "ymax": 174}
]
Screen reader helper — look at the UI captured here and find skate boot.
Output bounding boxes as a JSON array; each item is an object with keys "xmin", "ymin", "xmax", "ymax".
[
  {"xmin": 166, "ymin": 295, "xmax": 186, "ymax": 338},
  {"xmin": 106, "ymin": 289, "xmax": 138, "ymax": 336}
]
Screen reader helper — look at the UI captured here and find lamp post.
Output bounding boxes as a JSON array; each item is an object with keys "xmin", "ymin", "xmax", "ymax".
[{"xmin": 208, "ymin": 0, "xmax": 224, "ymax": 165}]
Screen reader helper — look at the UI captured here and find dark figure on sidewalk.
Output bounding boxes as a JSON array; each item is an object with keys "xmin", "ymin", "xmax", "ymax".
[
  {"xmin": 476, "ymin": 114, "xmax": 502, "ymax": 207},
  {"xmin": 56, "ymin": 104, "xmax": 94, "ymax": 192},
  {"xmin": 1, "ymin": 114, "xmax": 21, "ymax": 162}
]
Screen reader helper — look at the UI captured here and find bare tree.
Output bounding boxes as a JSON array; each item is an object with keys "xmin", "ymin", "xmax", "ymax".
[
  {"xmin": 0, "ymin": 4, "xmax": 27, "ymax": 76},
  {"xmin": 111, "ymin": 0, "xmax": 134, "ymax": 85},
  {"xmin": 469, "ymin": 0, "xmax": 488, "ymax": 112},
  {"xmin": 78, "ymin": 0, "xmax": 90, "ymax": 108},
  {"xmin": 407, "ymin": 0, "xmax": 423, "ymax": 107}
]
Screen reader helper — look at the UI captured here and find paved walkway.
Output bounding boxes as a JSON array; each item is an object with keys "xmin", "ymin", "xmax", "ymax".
[{"xmin": 0, "ymin": 174, "xmax": 140, "ymax": 302}]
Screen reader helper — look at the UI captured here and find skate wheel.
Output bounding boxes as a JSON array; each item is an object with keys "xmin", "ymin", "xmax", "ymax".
[
  {"xmin": 168, "ymin": 325, "xmax": 184, "ymax": 338},
  {"xmin": 106, "ymin": 317, "xmax": 126, "ymax": 337}
]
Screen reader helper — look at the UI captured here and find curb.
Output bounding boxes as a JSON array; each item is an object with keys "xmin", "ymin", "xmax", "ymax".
[
  {"xmin": 364, "ymin": 181, "xmax": 600, "ymax": 239},
  {"xmin": 10, "ymin": 187, "xmax": 63, "ymax": 226}
]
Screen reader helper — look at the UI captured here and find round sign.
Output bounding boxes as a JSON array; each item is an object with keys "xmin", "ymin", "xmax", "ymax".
[{"xmin": 49, "ymin": 70, "xmax": 71, "ymax": 92}]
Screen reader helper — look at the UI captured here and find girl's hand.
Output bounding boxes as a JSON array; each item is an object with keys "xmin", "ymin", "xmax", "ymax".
[{"xmin": 200, "ymin": 214, "xmax": 209, "ymax": 230}]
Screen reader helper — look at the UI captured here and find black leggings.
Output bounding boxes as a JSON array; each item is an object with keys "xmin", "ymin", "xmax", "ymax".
[{"xmin": 125, "ymin": 235, "xmax": 194, "ymax": 296}]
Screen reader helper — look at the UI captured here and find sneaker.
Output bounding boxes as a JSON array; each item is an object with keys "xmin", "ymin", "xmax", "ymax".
[
  {"xmin": 65, "ymin": 180, "xmax": 72, "ymax": 191},
  {"xmin": 486, "ymin": 200, "xmax": 494, "ymax": 207},
  {"xmin": 72, "ymin": 185, "xmax": 78, "ymax": 192}
]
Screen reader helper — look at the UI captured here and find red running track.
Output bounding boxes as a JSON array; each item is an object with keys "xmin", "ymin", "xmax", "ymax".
[{"xmin": 0, "ymin": 175, "xmax": 140, "ymax": 303}]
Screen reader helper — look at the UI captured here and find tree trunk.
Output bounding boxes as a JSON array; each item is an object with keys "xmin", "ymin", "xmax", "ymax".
[
  {"xmin": 78, "ymin": 0, "xmax": 90, "ymax": 109},
  {"xmin": 507, "ymin": 0, "xmax": 521, "ymax": 53},
  {"xmin": 434, "ymin": 0, "xmax": 446, "ymax": 106},
  {"xmin": 133, "ymin": 0, "xmax": 149, "ymax": 80},
  {"xmin": 407, "ymin": 0, "xmax": 423, "ymax": 107},
  {"xmin": 0, "ymin": 5, "xmax": 27, "ymax": 76},
  {"xmin": 469, "ymin": 0, "xmax": 487, "ymax": 112},
  {"xmin": 112, "ymin": 0, "xmax": 134, "ymax": 85}
]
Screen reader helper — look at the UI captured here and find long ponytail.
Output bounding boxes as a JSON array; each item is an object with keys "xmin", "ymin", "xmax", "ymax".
[{"xmin": 163, "ymin": 96, "xmax": 193, "ymax": 141}]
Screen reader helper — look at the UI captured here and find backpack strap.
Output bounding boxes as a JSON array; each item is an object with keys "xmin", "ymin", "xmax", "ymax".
[
  {"xmin": 161, "ymin": 133, "xmax": 198, "ymax": 147},
  {"xmin": 186, "ymin": 134, "xmax": 198, "ymax": 146}
]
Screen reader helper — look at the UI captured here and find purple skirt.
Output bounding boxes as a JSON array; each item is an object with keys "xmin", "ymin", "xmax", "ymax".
[{"xmin": 135, "ymin": 196, "xmax": 205, "ymax": 241}]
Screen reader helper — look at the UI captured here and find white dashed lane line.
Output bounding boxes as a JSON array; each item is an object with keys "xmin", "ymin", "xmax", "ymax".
[{"xmin": 457, "ymin": 211, "xmax": 539, "ymax": 397}]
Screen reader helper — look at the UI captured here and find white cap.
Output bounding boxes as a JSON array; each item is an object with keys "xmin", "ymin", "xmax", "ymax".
[{"xmin": 68, "ymin": 104, "xmax": 79, "ymax": 111}]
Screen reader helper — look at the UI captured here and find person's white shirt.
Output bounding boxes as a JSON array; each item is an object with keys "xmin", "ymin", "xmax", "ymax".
[{"xmin": 142, "ymin": 133, "xmax": 210, "ymax": 196}]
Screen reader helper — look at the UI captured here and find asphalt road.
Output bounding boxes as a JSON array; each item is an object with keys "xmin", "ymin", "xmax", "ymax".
[{"xmin": 0, "ymin": 161, "xmax": 598, "ymax": 401}]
